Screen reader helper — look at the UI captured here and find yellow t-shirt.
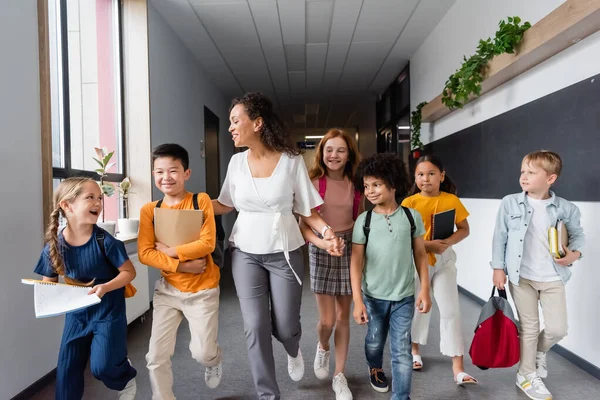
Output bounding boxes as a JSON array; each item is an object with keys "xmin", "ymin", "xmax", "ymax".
[{"xmin": 401, "ymin": 192, "xmax": 469, "ymax": 266}]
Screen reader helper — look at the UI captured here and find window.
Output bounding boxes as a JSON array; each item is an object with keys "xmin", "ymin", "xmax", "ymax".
[{"xmin": 48, "ymin": 0, "xmax": 126, "ymax": 222}]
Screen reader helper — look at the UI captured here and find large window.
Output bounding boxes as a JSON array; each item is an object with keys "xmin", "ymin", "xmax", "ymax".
[{"xmin": 48, "ymin": 0, "xmax": 126, "ymax": 222}]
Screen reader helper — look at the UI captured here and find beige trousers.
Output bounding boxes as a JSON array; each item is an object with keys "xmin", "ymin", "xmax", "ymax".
[
  {"xmin": 509, "ymin": 277, "xmax": 568, "ymax": 375},
  {"xmin": 146, "ymin": 278, "xmax": 222, "ymax": 400}
]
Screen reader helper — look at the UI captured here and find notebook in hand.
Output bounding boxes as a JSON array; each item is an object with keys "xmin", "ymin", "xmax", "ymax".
[
  {"xmin": 548, "ymin": 220, "xmax": 568, "ymax": 258},
  {"xmin": 154, "ymin": 208, "xmax": 204, "ymax": 247},
  {"xmin": 432, "ymin": 209, "xmax": 456, "ymax": 240},
  {"xmin": 21, "ymin": 279, "xmax": 101, "ymax": 318}
]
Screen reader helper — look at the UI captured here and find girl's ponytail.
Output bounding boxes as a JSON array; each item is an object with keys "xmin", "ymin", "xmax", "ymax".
[
  {"xmin": 44, "ymin": 207, "xmax": 65, "ymax": 276},
  {"xmin": 47, "ymin": 177, "xmax": 96, "ymax": 286}
]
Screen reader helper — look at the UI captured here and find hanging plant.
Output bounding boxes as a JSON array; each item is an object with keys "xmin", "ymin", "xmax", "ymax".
[
  {"xmin": 442, "ymin": 16, "xmax": 531, "ymax": 109},
  {"xmin": 410, "ymin": 101, "xmax": 428, "ymax": 156}
]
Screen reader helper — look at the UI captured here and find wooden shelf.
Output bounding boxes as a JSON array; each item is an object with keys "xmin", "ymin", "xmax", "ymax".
[{"xmin": 421, "ymin": 0, "xmax": 600, "ymax": 123}]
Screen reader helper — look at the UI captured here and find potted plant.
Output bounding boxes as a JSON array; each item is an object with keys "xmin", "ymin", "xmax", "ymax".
[
  {"xmin": 117, "ymin": 177, "xmax": 139, "ymax": 237},
  {"xmin": 410, "ymin": 102, "xmax": 427, "ymax": 159},
  {"xmin": 93, "ymin": 147, "xmax": 117, "ymax": 235}
]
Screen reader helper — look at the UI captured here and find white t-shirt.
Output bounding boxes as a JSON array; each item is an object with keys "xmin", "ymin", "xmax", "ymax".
[
  {"xmin": 520, "ymin": 196, "xmax": 561, "ymax": 282},
  {"xmin": 218, "ymin": 151, "xmax": 323, "ymax": 257}
]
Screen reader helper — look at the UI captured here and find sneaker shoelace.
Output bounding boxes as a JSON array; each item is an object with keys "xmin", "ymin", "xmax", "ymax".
[
  {"xmin": 370, "ymin": 368, "xmax": 384, "ymax": 384},
  {"xmin": 536, "ymin": 353, "xmax": 547, "ymax": 369},
  {"xmin": 317, "ymin": 348, "xmax": 327, "ymax": 367},
  {"xmin": 529, "ymin": 374, "xmax": 545, "ymax": 390},
  {"xmin": 207, "ymin": 365, "xmax": 220, "ymax": 375},
  {"xmin": 335, "ymin": 375, "xmax": 351, "ymax": 395}
]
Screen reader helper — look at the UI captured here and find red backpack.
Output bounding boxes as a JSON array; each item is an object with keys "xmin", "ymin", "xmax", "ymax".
[
  {"xmin": 469, "ymin": 287, "xmax": 520, "ymax": 370},
  {"xmin": 316, "ymin": 176, "xmax": 362, "ymax": 220}
]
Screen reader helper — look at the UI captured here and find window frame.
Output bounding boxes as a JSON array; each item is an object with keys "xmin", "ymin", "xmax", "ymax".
[{"xmin": 52, "ymin": 0, "xmax": 128, "ymax": 185}]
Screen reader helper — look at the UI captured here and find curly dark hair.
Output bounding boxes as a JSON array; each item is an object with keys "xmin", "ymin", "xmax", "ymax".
[
  {"xmin": 409, "ymin": 154, "xmax": 457, "ymax": 195},
  {"xmin": 230, "ymin": 92, "xmax": 300, "ymax": 156},
  {"xmin": 355, "ymin": 152, "xmax": 411, "ymax": 201}
]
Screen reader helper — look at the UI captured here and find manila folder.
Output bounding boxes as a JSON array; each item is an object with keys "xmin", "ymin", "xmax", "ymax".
[{"xmin": 154, "ymin": 208, "xmax": 204, "ymax": 247}]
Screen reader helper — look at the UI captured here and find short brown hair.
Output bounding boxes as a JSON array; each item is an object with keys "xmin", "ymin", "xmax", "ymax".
[{"xmin": 523, "ymin": 150, "xmax": 562, "ymax": 176}]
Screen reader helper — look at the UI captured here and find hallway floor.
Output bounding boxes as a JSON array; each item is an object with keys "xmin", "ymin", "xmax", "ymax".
[{"xmin": 30, "ymin": 263, "xmax": 599, "ymax": 399}]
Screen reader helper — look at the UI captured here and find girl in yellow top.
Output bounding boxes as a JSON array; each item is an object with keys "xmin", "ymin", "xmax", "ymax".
[{"xmin": 401, "ymin": 155, "xmax": 477, "ymax": 386}]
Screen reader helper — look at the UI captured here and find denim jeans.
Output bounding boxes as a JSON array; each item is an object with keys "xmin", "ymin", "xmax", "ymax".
[{"xmin": 364, "ymin": 293, "xmax": 415, "ymax": 400}]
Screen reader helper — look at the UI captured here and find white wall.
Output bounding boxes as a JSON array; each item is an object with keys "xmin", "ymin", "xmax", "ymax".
[
  {"xmin": 0, "ymin": 1, "xmax": 64, "ymax": 398},
  {"xmin": 410, "ymin": 0, "xmax": 600, "ymax": 367},
  {"xmin": 147, "ymin": 2, "xmax": 235, "ymax": 289}
]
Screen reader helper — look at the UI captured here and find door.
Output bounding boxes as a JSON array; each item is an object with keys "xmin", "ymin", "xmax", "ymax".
[{"xmin": 204, "ymin": 106, "xmax": 220, "ymax": 199}]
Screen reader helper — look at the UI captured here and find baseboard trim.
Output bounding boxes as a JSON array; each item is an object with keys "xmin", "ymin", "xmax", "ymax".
[
  {"xmin": 10, "ymin": 310, "xmax": 150, "ymax": 399},
  {"xmin": 11, "ymin": 369, "xmax": 56, "ymax": 400},
  {"xmin": 458, "ymin": 285, "xmax": 600, "ymax": 381}
]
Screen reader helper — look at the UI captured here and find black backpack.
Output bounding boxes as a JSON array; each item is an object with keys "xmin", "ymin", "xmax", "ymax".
[
  {"xmin": 155, "ymin": 193, "xmax": 226, "ymax": 268},
  {"xmin": 363, "ymin": 206, "xmax": 415, "ymax": 248}
]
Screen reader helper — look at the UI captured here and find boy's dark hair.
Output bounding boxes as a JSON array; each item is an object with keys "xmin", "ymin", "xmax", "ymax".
[
  {"xmin": 355, "ymin": 152, "xmax": 411, "ymax": 200},
  {"xmin": 409, "ymin": 154, "xmax": 457, "ymax": 195},
  {"xmin": 152, "ymin": 143, "xmax": 190, "ymax": 170}
]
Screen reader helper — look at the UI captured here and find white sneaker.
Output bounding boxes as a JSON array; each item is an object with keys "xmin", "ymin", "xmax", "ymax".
[
  {"xmin": 332, "ymin": 372, "xmax": 353, "ymax": 400},
  {"xmin": 314, "ymin": 342, "xmax": 330, "ymax": 380},
  {"xmin": 516, "ymin": 372, "xmax": 553, "ymax": 400},
  {"xmin": 536, "ymin": 351, "xmax": 548, "ymax": 378},
  {"xmin": 287, "ymin": 348, "xmax": 305, "ymax": 381},
  {"xmin": 205, "ymin": 361, "xmax": 222, "ymax": 389},
  {"xmin": 118, "ymin": 378, "xmax": 136, "ymax": 400}
]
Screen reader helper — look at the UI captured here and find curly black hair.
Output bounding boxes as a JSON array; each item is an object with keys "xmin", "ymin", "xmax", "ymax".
[
  {"xmin": 355, "ymin": 152, "xmax": 411, "ymax": 201},
  {"xmin": 230, "ymin": 92, "xmax": 300, "ymax": 156}
]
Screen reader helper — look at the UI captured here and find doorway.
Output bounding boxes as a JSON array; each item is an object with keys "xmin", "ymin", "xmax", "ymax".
[{"xmin": 204, "ymin": 106, "xmax": 220, "ymax": 199}]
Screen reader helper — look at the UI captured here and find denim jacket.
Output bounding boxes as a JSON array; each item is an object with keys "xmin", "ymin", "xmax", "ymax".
[{"xmin": 490, "ymin": 191, "xmax": 584, "ymax": 286}]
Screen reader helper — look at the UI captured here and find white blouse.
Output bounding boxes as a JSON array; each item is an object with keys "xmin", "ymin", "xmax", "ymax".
[{"xmin": 218, "ymin": 151, "xmax": 323, "ymax": 283}]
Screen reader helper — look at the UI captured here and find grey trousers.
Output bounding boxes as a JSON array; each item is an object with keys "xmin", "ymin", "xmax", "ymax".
[{"xmin": 231, "ymin": 247, "xmax": 304, "ymax": 400}]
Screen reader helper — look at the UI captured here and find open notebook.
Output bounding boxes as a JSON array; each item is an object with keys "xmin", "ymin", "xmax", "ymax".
[{"xmin": 22, "ymin": 279, "xmax": 101, "ymax": 318}]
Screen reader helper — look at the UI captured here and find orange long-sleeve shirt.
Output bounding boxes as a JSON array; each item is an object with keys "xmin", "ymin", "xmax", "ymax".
[{"xmin": 138, "ymin": 192, "xmax": 220, "ymax": 292}]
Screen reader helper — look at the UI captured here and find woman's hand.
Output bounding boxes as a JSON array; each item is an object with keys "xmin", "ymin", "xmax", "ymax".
[{"xmin": 323, "ymin": 236, "xmax": 345, "ymax": 257}]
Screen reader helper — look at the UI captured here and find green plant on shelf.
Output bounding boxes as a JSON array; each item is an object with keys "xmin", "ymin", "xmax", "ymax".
[
  {"xmin": 442, "ymin": 16, "xmax": 531, "ymax": 110},
  {"xmin": 410, "ymin": 101, "xmax": 428, "ymax": 151}
]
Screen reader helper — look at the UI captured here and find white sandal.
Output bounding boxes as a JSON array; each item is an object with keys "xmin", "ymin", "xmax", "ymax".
[
  {"xmin": 412, "ymin": 354, "xmax": 423, "ymax": 370},
  {"xmin": 455, "ymin": 372, "xmax": 478, "ymax": 386}
]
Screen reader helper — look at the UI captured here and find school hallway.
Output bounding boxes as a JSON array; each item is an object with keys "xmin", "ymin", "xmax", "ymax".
[{"xmin": 29, "ymin": 257, "xmax": 600, "ymax": 400}]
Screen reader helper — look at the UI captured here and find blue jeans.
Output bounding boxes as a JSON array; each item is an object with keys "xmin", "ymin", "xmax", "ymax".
[{"xmin": 364, "ymin": 293, "xmax": 415, "ymax": 400}]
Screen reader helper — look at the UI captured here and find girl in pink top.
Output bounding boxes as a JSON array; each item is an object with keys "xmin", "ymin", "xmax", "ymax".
[{"xmin": 300, "ymin": 129, "xmax": 362, "ymax": 400}]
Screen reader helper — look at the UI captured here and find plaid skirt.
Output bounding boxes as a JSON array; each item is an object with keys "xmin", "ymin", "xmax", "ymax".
[{"xmin": 309, "ymin": 229, "xmax": 353, "ymax": 296}]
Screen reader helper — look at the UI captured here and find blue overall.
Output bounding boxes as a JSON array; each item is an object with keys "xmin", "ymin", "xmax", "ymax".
[{"xmin": 34, "ymin": 225, "xmax": 137, "ymax": 400}]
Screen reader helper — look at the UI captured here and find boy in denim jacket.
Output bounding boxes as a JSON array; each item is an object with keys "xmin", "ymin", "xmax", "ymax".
[{"xmin": 491, "ymin": 150, "xmax": 584, "ymax": 400}]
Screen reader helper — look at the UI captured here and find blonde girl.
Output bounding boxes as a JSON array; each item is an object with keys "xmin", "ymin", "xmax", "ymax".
[
  {"xmin": 33, "ymin": 177, "xmax": 137, "ymax": 400},
  {"xmin": 401, "ymin": 155, "xmax": 477, "ymax": 386},
  {"xmin": 300, "ymin": 128, "xmax": 362, "ymax": 400}
]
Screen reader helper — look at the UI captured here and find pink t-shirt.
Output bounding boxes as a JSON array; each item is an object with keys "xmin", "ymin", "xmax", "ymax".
[{"xmin": 313, "ymin": 177, "xmax": 355, "ymax": 233}]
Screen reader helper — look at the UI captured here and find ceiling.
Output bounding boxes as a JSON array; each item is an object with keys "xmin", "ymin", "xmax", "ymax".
[{"xmin": 150, "ymin": 0, "xmax": 455, "ymax": 129}]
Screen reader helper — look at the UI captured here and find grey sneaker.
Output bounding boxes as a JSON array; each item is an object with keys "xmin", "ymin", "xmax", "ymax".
[
  {"xmin": 516, "ymin": 372, "xmax": 552, "ymax": 400},
  {"xmin": 536, "ymin": 351, "xmax": 548, "ymax": 378},
  {"xmin": 118, "ymin": 378, "xmax": 136, "ymax": 400},
  {"xmin": 288, "ymin": 349, "xmax": 304, "ymax": 381},
  {"xmin": 314, "ymin": 343, "xmax": 330, "ymax": 380},
  {"xmin": 205, "ymin": 361, "xmax": 222, "ymax": 389},
  {"xmin": 332, "ymin": 372, "xmax": 353, "ymax": 400}
]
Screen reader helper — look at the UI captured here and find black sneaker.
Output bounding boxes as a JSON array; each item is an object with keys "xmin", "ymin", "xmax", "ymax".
[{"xmin": 369, "ymin": 367, "xmax": 389, "ymax": 393}]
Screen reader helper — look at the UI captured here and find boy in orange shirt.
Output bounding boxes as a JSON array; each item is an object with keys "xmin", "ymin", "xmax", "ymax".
[{"xmin": 138, "ymin": 143, "xmax": 222, "ymax": 400}]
